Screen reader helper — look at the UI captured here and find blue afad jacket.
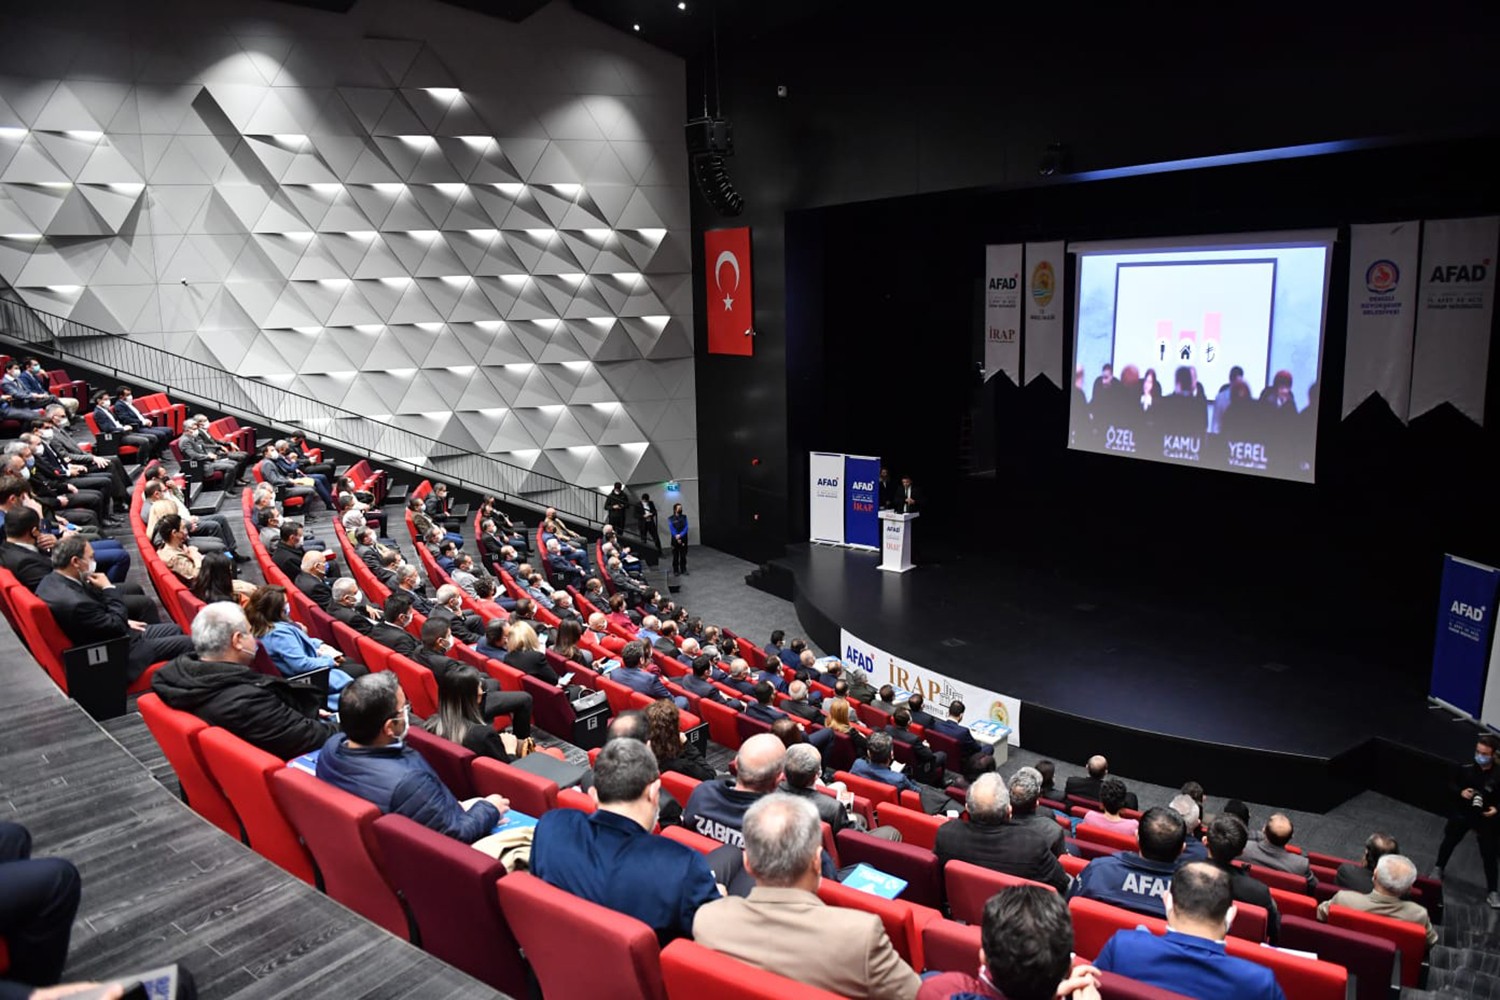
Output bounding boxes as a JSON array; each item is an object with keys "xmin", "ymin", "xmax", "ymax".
[
  {"xmin": 1067, "ymin": 852, "xmax": 1177, "ymax": 918},
  {"xmin": 315, "ymin": 733, "xmax": 498, "ymax": 843}
]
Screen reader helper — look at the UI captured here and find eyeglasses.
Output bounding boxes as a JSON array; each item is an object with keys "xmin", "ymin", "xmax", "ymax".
[{"xmin": 387, "ymin": 704, "xmax": 410, "ymax": 725}]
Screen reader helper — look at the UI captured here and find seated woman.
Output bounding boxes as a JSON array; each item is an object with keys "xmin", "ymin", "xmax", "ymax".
[
  {"xmin": 154, "ymin": 513, "xmax": 203, "ymax": 585},
  {"xmin": 245, "ymin": 585, "xmax": 366, "ymax": 709},
  {"xmin": 1079, "ymin": 776, "xmax": 1139, "ymax": 837},
  {"xmin": 645, "ymin": 697, "xmax": 714, "ymax": 781},
  {"xmin": 550, "ymin": 618, "xmax": 593, "ymax": 669},
  {"xmin": 425, "ymin": 663, "xmax": 524, "ymax": 762},
  {"xmin": 825, "ymin": 697, "xmax": 868, "ymax": 761},
  {"xmin": 190, "ymin": 551, "xmax": 257, "ymax": 607},
  {"xmin": 504, "ymin": 621, "xmax": 559, "ymax": 685}
]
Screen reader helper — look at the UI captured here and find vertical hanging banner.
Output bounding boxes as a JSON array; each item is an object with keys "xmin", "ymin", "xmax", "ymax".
[
  {"xmin": 1342, "ymin": 222, "xmax": 1421, "ymax": 421},
  {"xmin": 984, "ymin": 244, "xmax": 1022, "ymax": 383},
  {"xmin": 705, "ymin": 226, "xmax": 754, "ymax": 356},
  {"xmin": 843, "ymin": 454, "xmax": 881, "ymax": 549},
  {"xmin": 1023, "ymin": 241, "xmax": 1066, "ymax": 387},
  {"xmin": 1431, "ymin": 555, "xmax": 1500, "ymax": 718},
  {"xmin": 808, "ymin": 451, "xmax": 845, "ymax": 545},
  {"xmin": 1409, "ymin": 216, "xmax": 1499, "ymax": 424}
]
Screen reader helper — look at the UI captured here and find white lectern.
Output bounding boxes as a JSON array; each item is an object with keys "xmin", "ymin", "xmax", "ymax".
[{"xmin": 878, "ymin": 511, "xmax": 918, "ymax": 573}]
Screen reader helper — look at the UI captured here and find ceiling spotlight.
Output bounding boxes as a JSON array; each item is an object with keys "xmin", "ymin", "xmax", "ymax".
[
  {"xmin": 678, "ymin": 2, "xmax": 686, "ymax": 9},
  {"xmin": 632, "ymin": 23, "xmax": 640, "ymax": 31}
]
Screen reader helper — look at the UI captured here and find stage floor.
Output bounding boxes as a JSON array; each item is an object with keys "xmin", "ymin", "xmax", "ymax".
[{"xmin": 775, "ymin": 541, "xmax": 1474, "ymax": 783}]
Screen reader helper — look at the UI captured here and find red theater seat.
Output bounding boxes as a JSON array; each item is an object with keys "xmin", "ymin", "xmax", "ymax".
[
  {"xmin": 921, "ymin": 918, "xmax": 981, "ymax": 975},
  {"xmin": 1325, "ymin": 903, "xmax": 1428, "ymax": 988},
  {"xmin": 944, "ymin": 859, "xmax": 1056, "ymax": 924},
  {"xmin": 195, "ymin": 727, "xmax": 316, "ymax": 885},
  {"xmin": 835, "ymin": 829, "xmax": 943, "ymax": 909},
  {"xmin": 660, "ymin": 939, "xmax": 843, "ymax": 999},
  {"xmin": 817, "ymin": 877, "xmax": 939, "ymax": 970},
  {"xmin": 496, "ymin": 871, "xmax": 665, "ymax": 1000},
  {"xmin": 405, "ymin": 726, "xmax": 477, "ymax": 800},
  {"xmin": 874, "ymin": 801, "xmax": 950, "ymax": 851},
  {"xmin": 1280, "ymin": 915, "xmax": 1397, "ymax": 1000},
  {"xmin": 470, "ymin": 756, "xmax": 558, "ymax": 817},
  {"xmin": 136, "ymin": 693, "xmax": 241, "ymax": 839}
]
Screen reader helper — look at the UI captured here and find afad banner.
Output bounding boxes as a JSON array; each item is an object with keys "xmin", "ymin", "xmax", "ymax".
[
  {"xmin": 840, "ymin": 627, "xmax": 1021, "ymax": 746},
  {"xmin": 1023, "ymin": 241, "xmax": 1066, "ymax": 387},
  {"xmin": 1430, "ymin": 554, "xmax": 1500, "ymax": 718},
  {"xmin": 808, "ymin": 451, "xmax": 844, "ymax": 545},
  {"xmin": 1341, "ymin": 222, "xmax": 1420, "ymax": 421},
  {"xmin": 1409, "ymin": 216, "xmax": 1499, "ymax": 424},
  {"xmin": 984, "ymin": 244, "xmax": 1022, "ymax": 383},
  {"xmin": 843, "ymin": 454, "xmax": 880, "ymax": 549}
]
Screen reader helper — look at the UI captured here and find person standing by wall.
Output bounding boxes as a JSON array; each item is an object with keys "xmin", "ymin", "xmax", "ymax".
[{"xmin": 669, "ymin": 502, "xmax": 689, "ymax": 576}]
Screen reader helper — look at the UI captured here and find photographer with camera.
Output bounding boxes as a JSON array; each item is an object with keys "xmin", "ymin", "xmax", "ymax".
[{"xmin": 1433, "ymin": 733, "xmax": 1500, "ymax": 908}]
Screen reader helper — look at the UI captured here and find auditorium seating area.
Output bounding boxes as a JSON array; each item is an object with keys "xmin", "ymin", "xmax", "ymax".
[{"xmin": 0, "ymin": 369, "xmax": 1484, "ymax": 999}]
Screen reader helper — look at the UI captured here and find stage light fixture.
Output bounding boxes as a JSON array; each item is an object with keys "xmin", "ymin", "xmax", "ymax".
[{"xmin": 686, "ymin": 116, "xmax": 744, "ymax": 216}]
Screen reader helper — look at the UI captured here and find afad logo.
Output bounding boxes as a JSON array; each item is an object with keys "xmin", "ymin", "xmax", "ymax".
[
  {"xmin": 1365, "ymin": 259, "xmax": 1399, "ymax": 295},
  {"xmin": 1430, "ymin": 259, "xmax": 1490, "ymax": 283},
  {"xmin": 1031, "ymin": 260, "xmax": 1056, "ymax": 309},
  {"xmin": 816, "ymin": 477, "xmax": 839, "ymax": 487},
  {"xmin": 987, "ymin": 700, "xmax": 1011, "ymax": 726}
]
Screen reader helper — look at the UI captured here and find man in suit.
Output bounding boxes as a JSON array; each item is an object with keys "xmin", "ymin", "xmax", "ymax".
[
  {"xmin": 41, "ymin": 408, "xmax": 129, "ymax": 500},
  {"xmin": 1008, "ymin": 766, "xmax": 1066, "ymax": 857},
  {"xmin": 11, "ymin": 359, "xmax": 68, "ymax": 410},
  {"xmin": 429, "ymin": 584, "xmax": 482, "ymax": 645},
  {"xmin": 273, "ymin": 523, "xmax": 310, "ymax": 581},
  {"xmin": 395, "ymin": 565, "xmax": 434, "ymax": 615},
  {"xmin": 744, "ymin": 682, "xmax": 786, "ymax": 725},
  {"xmin": 722, "ymin": 658, "xmax": 759, "ymax": 698},
  {"xmin": 680, "ymin": 655, "xmax": 743, "ymax": 709},
  {"xmin": 178, "ymin": 414, "xmax": 244, "ymax": 485},
  {"xmin": 781, "ymin": 681, "xmax": 821, "ymax": 723},
  {"xmin": 7, "ymin": 441, "xmax": 110, "ymax": 526},
  {"xmin": 614, "ymin": 640, "xmax": 686, "ymax": 709},
  {"xmin": 110, "ymin": 386, "xmax": 173, "ymax": 444},
  {"xmin": 0, "ymin": 506, "xmax": 157, "ymax": 622},
  {"xmin": 886, "ymin": 707, "xmax": 947, "ymax": 786},
  {"xmin": 1065, "ymin": 755, "xmax": 1140, "ymax": 810},
  {"xmin": 1337, "ymin": 832, "xmax": 1399, "ymax": 894},
  {"xmin": 693, "ymin": 793, "xmax": 920, "ymax": 1000},
  {"xmin": 870, "ymin": 684, "xmax": 900, "ymax": 717},
  {"xmin": 0, "ymin": 362, "xmax": 54, "ymax": 412},
  {"xmin": 1095, "ymin": 862, "xmax": 1286, "ymax": 1000},
  {"xmin": 36, "ymin": 536, "xmax": 194, "ymax": 680},
  {"xmin": 257, "ymin": 445, "xmax": 322, "ymax": 511},
  {"xmin": 904, "ymin": 692, "xmax": 938, "ymax": 729},
  {"xmin": 375, "ymin": 550, "xmax": 403, "ymax": 593},
  {"xmin": 26, "ymin": 431, "xmax": 121, "ymax": 517},
  {"xmin": 450, "ymin": 553, "xmax": 481, "ymax": 599},
  {"xmin": 637, "ymin": 492, "xmax": 660, "ymax": 553},
  {"xmin": 928, "ymin": 699, "xmax": 996, "ymax": 779},
  {"xmin": 294, "ymin": 551, "xmax": 333, "ymax": 608},
  {"xmin": 327, "ymin": 578, "xmax": 379, "ymax": 636},
  {"xmin": 1205, "ymin": 815, "xmax": 1281, "ymax": 946},
  {"xmin": 370, "ymin": 593, "xmax": 421, "ymax": 658},
  {"xmin": 1316, "ymin": 853, "xmax": 1437, "ymax": 948},
  {"xmin": 851, "ymin": 733, "xmax": 922, "ymax": 796},
  {"xmin": 89, "ymin": 391, "xmax": 158, "ymax": 461},
  {"xmin": 271, "ymin": 440, "xmax": 334, "ymax": 508},
  {"xmin": 897, "ymin": 474, "xmax": 919, "ymax": 513},
  {"xmin": 604, "ymin": 481, "xmax": 629, "ymax": 535},
  {"xmin": 934, "ymin": 773, "xmax": 1070, "ymax": 893},
  {"xmin": 1240, "ymin": 813, "xmax": 1317, "ymax": 892}
]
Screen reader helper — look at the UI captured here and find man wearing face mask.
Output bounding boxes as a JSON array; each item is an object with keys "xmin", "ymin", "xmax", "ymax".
[
  {"xmin": 316, "ymin": 671, "xmax": 511, "ymax": 844},
  {"xmin": 430, "ymin": 583, "xmax": 483, "ymax": 645},
  {"xmin": 327, "ymin": 577, "xmax": 380, "ymax": 636},
  {"xmin": 36, "ymin": 536, "xmax": 194, "ymax": 681},
  {"xmin": 1432, "ymin": 734, "xmax": 1500, "ymax": 906},
  {"xmin": 25, "ymin": 430, "xmax": 121, "ymax": 517},
  {"xmin": 6, "ymin": 440, "xmax": 110, "ymax": 526},
  {"xmin": 40, "ymin": 407, "xmax": 129, "ymax": 499},
  {"xmin": 0, "ymin": 505, "xmax": 156, "ymax": 620},
  {"xmin": 152, "ymin": 602, "xmax": 336, "ymax": 758}
]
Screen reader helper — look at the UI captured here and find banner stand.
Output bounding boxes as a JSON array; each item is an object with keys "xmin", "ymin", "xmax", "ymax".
[{"xmin": 1430, "ymin": 554, "xmax": 1500, "ymax": 725}]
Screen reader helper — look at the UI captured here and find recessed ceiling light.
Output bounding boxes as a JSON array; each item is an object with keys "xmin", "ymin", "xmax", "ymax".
[{"xmin": 632, "ymin": 23, "xmax": 640, "ymax": 31}]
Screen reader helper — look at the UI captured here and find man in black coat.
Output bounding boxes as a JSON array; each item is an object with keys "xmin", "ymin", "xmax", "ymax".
[
  {"xmin": 152, "ymin": 601, "xmax": 336, "ymax": 758},
  {"xmin": 781, "ymin": 681, "xmax": 822, "ymax": 723},
  {"xmin": 1205, "ymin": 815, "xmax": 1282, "ymax": 945},
  {"xmin": 886, "ymin": 707, "xmax": 947, "ymax": 786},
  {"xmin": 429, "ymin": 584, "xmax": 482, "ymax": 645},
  {"xmin": 604, "ymin": 482, "xmax": 629, "ymax": 534},
  {"xmin": 933, "ymin": 773, "xmax": 1070, "ymax": 893},
  {"xmin": 293, "ymin": 551, "xmax": 333, "ymax": 608},
  {"xmin": 0, "ymin": 506, "xmax": 158, "ymax": 622},
  {"xmin": 1433, "ymin": 733, "xmax": 1500, "ymax": 904},
  {"xmin": 1064, "ymin": 754, "xmax": 1140, "ymax": 810},
  {"xmin": 679, "ymin": 655, "xmax": 744, "ymax": 710},
  {"xmin": 416, "ymin": 619, "xmax": 535, "ymax": 736},
  {"xmin": 1337, "ymin": 832, "xmax": 1399, "ymax": 894},
  {"xmin": 36, "ymin": 537, "xmax": 193, "ymax": 680},
  {"xmin": 272, "ymin": 523, "xmax": 309, "ymax": 581},
  {"xmin": 327, "ymin": 578, "xmax": 379, "ymax": 637},
  {"xmin": 369, "ymin": 593, "xmax": 421, "ymax": 658}
]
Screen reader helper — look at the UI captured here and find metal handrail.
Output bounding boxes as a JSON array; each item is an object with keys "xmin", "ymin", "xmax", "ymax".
[{"xmin": 0, "ymin": 296, "xmax": 603, "ymax": 527}]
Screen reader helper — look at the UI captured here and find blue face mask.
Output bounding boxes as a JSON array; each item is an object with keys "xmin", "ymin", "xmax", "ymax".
[
  {"xmin": 24, "ymin": 457, "xmax": 34, "ymax": 468},
  {"xmin": 1478, "ymin": 754, "xmax": 1494, "ymax": 767}
]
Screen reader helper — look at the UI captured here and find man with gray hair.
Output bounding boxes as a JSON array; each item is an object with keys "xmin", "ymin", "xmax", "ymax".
[
  {"xmin": 1009, "ymin": 766, "xmax": 1066, "ymax": 857},
  {"xmin": 151, "ymin": 601, "xmax": 336, "ymax": 758},
  {"xmin": 681, "ymin": 733, "xmax": 786, "ymax": 848},
  {"xmin": 934, "ymin": 773, "xmax": 1070, "ymax": 892},
  {"xmin": 851, "ymin": 732, "xmax": 922, "ymax": 795},
  {"xmin": 1169, "ymin": 793, "xmax": 1209, "ymax": 861},
  {"xmin": 531, "ymin": 737, "xmax": 718, "ymax": 941},
  {"xmin": 178, "ymin": 413, "xmax": 244, "ymax": 485},
  {"xmin": 694, "ymin": 794, "xmax": 921, "ymax": 999},
  {"xmin": 430, "ymin": 582, "xmax": 482, "ymax": 644},
  {"xmin": 1317, "ymin": 853, "xmax": 1437, "ymax": 948},
  {"xmin": 328, "ymin": 577, "xmax": 380, "ymax": 635}
]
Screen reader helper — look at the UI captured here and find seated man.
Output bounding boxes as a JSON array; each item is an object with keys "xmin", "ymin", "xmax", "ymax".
[
  {"xmin": 316, "ymin": 672, "xmax": 509, "ymax": 843},
  {"xmin": 294, "ymin": 550, "xmax": 333, "ymax": 607},
  {"xmin": 0, "ymin": 504, "xmax": 156, "ymax": 620},
  {"xmin": 744, "ymin": 681, "xmax": 786, "ymax": 725},
  {"xmin": 110, "ymin": 385, "xmax": 174, "ymax": 442},
  {"xmin": 870, "ymin": 684, "xmax": 899, "ymax": 717},
  {"xmin": 680, "ymin": 654, "xmax": 742, "ymax": 709},
  {"xmin": 257, "ymin": 445, "xmax": 320, "ymax": 511},
  {"xmin": 905, "ymin": 692, "xmax": 938, "ymax": 729},
  {"xmin": 416, "ymin": 619, "xmax": 534, "ymax": 737},
  {"xmin": 693, "ymin": 794, "xmax": 921, "ymax": 1000},
  {"xmin": 152, "ymin": 601, "xmax": 337, "ymax": 758},
  {"xmin": 1095, "ymin": 861, "xmax": 1285, "ymax": 1000},
  {"xmin": 852, "ymin": 732, "xmax": 922, "ymax": 795},
  {"xmin": 928, "ymin": 700, "xmax": 997, "ymax": 779},
  {"xmin": 1065, "ymin": 755, "xmax": 1140, "ymax": 810},
  {"xmin": 1079, "ymin": 776, "xmax": 1139, "ymax": 838},
  {"xmin": 886, "ymin": 707, "xmax": 947, "ymax": 786},
  {"xmin": 90, "ymin": 390, "xmax": 159, "ymax": 460},
  {"xmin": 1007, "ymin": 766, "xmax": 1066, "ymax": 857},
  {"xmin": 1204, "ymin": 815, "xmax": 1281, "ymax": 946},
  {"xmin": 1337, "ymin": 832, "xmax": 1399, "ymax": 894},
  {"xmin": 429, "ymin": 583, "xmax": 482, "ymax": 645},
  {"xmin": 1240, "ymin": 812, "xmax": 1316, "ymax": 892},
  {"xmin": 271, "ymin": 439, "xmax": 335, "ymax": 509},
  {"xmin": 0, "ymin": 819, "xmax": 82, "ymax": 997},
  {"xmin": 1169, "ymin": 794, "xmax": 1209, "ymax": 861},
  {"xmin": 934, "ymin": 773, "xmax": 1069, "ymax": 892},
  {"xmin": 544, "ymin": 538, "xmax": 583, "ymax": 587},
  {"xmin": 36, "ymin": 535, "xmax": 193, "ymax": 681},
  {"xmin": 682, "ymin": 733, "xmax": 786, "ymax": 847},
  {"xmin": 450, "ymin": 553, "xmax": 482, "ymax": 599},
  {"xmin": 474, "ymin": 617, "xmax": 510, "ymax": 662},
  {"xmin": 918, "ymin": 885, "xmax": 1101, "ymax": 1000},
  {"xmin": 531, "ymin": 738, "xmax": 719, "ymax": 942},
  {"xmin": 327, "ymin": 577, "xmax": 380, "ymax": 636},
  {"xmin": 395, "ymin": 565, "xmax": 435, "ymax": 615},
  {"xmin": 1317, "ymin": 852, "xmax": 1437, "ymax": 949},
  {"xmin": 781, "ymin": 680, "xmax": 822, "ymax": 722},
  {"xmin": 613, "ymin": 640, "xmax": 686, "ymax": 709},
  {"xmin": 1068, "ymin": 806, "xmax": 1185, "ymax": 919},
  {"xmin": 179, "ymin": 413, "xmax": 243, "ymax": 485}
]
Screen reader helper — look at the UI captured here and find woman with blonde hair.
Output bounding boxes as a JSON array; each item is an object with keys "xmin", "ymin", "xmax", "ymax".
[
  {"xmin": 504, "ymin": 620, "xmax": 559, "ymax": 685},
  {"xmin": 825, "ymin": 697, "xmax": 868, "ymax": 760}
]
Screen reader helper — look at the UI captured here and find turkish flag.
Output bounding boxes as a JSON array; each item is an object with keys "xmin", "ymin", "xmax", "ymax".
[{"xmin": 705, "ymin": 226, "xmax": 753, "ymax": 356}]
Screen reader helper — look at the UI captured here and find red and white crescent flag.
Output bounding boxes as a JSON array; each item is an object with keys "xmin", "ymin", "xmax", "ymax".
[{"xmin": 705, "ymin": 226, "xmax": 753, "ymax": 356}]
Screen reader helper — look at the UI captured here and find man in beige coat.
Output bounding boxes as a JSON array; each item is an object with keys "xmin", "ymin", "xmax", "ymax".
[
  {"xmin": 1317, "ymin": 853, "xmax": 1437, "ymax": 948},
  {"xmin": 692, "ymin": 793, "xmax": 919, "ymax": 1000}
]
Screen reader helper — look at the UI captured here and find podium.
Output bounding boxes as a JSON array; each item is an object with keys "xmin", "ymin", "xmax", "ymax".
[{"xmin": 878, "ymin": 511, "xmax": 918, "ymax": 573}]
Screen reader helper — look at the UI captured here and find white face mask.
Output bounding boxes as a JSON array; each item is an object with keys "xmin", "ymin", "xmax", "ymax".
[
  {"xmin": 40, "ymin": 429, "xmax": 52, "ymax": 440},
  {"xmin": 82, "ymin": 558, "xmax": 96, "ymax": 576}
]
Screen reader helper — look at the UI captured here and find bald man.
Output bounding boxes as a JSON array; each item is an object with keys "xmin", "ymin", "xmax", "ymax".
[
  {"xmin": 681, "ymin": 733, "xmax": 785, "ymax": 848},
  {"xmin": 1240, "ymin": 813, "xmax": 1316, "ymax": 892},
  {"xmin": 1064, "ymin": 754, "xmax": 1139, "ymax": 811}
]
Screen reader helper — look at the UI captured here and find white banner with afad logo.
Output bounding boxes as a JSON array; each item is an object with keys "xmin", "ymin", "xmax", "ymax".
[
  {"xmin": 1023, "ymin": 241, "xmax": 1066, "ymax": 387},
  {"xmin": 1342, "ymin": 221, "xmax": 1420, "ymax": 421},
  {"xmin": 808, "ymin": 451, "xmax": 845, "ymax": 545},
  {"xmin": 984, "ymin": 244, "xmax": 1022, "ymax": 384},
  {"xmin": 839, "ymin": 627, "xmax": 1021, "ymax": 746},
  {"xmin": 1409, "ymin": 216, "xmax": 1499, "ymax": 425}
]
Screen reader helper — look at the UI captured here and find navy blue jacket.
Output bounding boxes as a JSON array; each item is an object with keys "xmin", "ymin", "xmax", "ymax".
[
  {"xmin": 744, "ymin": 701, "xmax": 785, "ymax": 725},
  {"xmin": 1067, "ymin": 852, "xmax": 1178, "ymax": 918},
  {"xmin": 1097, "ymin": 929, "xmax": 1285, "ymax": 1000},
  {"xmin": 531, "ymin": 808, "xmax": 718, "ymax": 941},
  {"xmin": 315, "ymin": 733, "xmax": 498, "ymax": 843},
  {"xmin": 681, "ymin": 780, "xmax": 764, "ymax": 847},
  {"xmin": 929, "ymin": 717, "xmax": 989, "ymax": 760},
  {"xmin": 614, "ymin": 665, "xmax": 672, "ymax": 700}
]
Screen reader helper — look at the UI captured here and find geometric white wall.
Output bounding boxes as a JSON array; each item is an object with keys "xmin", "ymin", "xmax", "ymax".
[{"xmin": 0, "ymin": 0, "xmax": 697, "ymax": 497}]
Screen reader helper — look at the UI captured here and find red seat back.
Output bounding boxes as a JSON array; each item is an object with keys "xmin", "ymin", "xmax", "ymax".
[
  {"xmin": 1229, "ymin": 900, "xmax": 1268, "ymax": 942},
  {"xmin": 1270, "ymin": 886, "xmax": 1319, "ymax": 921},
  {"xmin": 816, "ymin": 877, "xmax": 938, "ymax": 970},
  {"xmin": 383, "ymin": 653, "xmax": 439, "ymax": 718},
  {"xmin": 696, "ymin": 697, "xmax": 743, "ymax": 749},
  {"xmin": 834, "ymin": 829, "xmax": 943, "ymax": 909},
  {"xmin": 557, "ymin": 787, "xmax": 597, "ymax": 813},
  {"xmin": 518, "ymin": 671, "xmax": 577, "ymax": 735},
  {"xmin": 195, "ymin": 727, "xmax": 316, "ymax": 884},
  {"xmin": 496, "ymin": 871, "xmax": 665, "ymax": 1000},
  {"xmin": 470, "ymin": 756, "xmax": 558, "ymax": 817},
  {"xmin": 1326, "ymin": 903, "xmax": 1427, "ymax": 987},
  {"xmin": 1245, "ymin": 862, "xmax": 1313, "ymax": 895},
  {"xmin": 1074, "ymin": 821, "xmax": 1141, "ymax": 853},
  {"xmin": 1280, "ymin": 915, "xmax": 1397, "ymax": 1000},
  {"xmin": 833, "ymin": 769, "xmax": 901, "ymax": 809},
  {"xmin": 136, "ymin": 693, "xmax": 241, "ymax": 838},
  {"xmin": 873, "ymin": 801, "xmax": 951, "ymax": 851},
  {"xmin": 10, "ymin": 585, "xmax": 72, "ymax": 691},
  {"xmin": 405, "ymin": 725, "xmax": 477, "ymax": 800},
  {"xmin": 370, "ymin": 814, "xmax": 527, "ymax": 996},
  {"xmin": 659, "ymin": 939, "xmax": 842, "ymax": 999},
  {"xmin": 921, "ymin": 918, "xmax": 981, "ymax": 976},
  {"xmin": 944, "ymin": 859, "xmax": 1056, "ymax": 924},
  {"xmin": 268, "ymin": 767, "xmax": 409, "ymax": 938}
]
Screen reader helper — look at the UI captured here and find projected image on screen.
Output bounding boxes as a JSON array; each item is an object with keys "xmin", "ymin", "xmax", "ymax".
[{"xmin": 1068, "ymin": 235, "xmax": 1332, "ymax": 483}]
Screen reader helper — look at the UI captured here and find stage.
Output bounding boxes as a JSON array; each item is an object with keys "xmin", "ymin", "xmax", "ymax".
[{"xmin": 772, "ymin": 540, "xmax": 1475, "ymax": 813}]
